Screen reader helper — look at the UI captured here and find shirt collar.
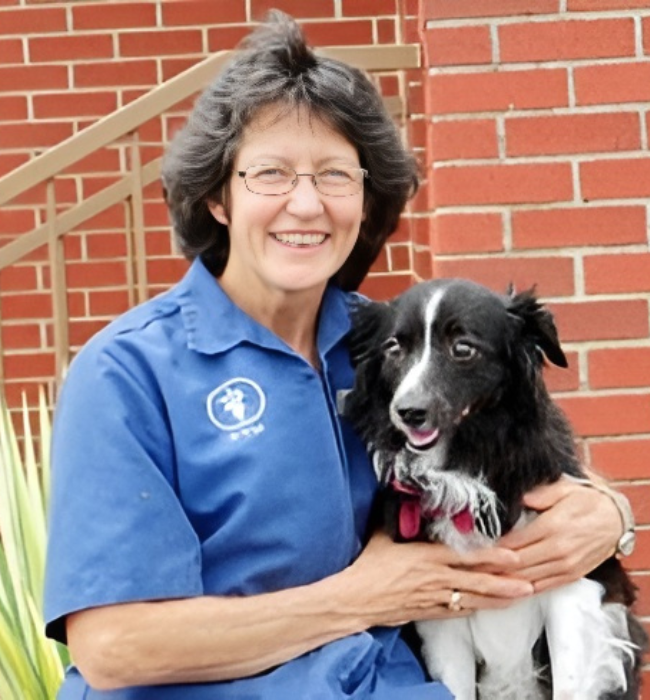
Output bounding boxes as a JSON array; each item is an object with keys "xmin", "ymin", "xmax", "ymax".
[{"xmin": 176, "ymin": 258, "xmax": 352, "ymax": 358}]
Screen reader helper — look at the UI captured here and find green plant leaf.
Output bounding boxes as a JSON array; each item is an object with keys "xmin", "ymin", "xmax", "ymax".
[{"xmin": 0, "ymin": 390, "xmax": 65, "ymax": 699}]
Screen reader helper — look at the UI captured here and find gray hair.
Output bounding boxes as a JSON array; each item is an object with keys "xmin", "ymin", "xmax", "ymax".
[{"xmin": 161, "ymin": 10, "xmax": 419, "ymax": 291}]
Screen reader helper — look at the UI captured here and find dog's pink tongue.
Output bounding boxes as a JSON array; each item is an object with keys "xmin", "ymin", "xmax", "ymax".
[
  {"xmin": 399, "ymin": 500, "xmax": 421, "ymax": 539},
  {"xmin": 452, "ymin": 508, "xmax": 474, "ymax": 534}
]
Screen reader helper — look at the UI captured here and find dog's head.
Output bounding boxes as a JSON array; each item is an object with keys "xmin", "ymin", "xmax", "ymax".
[{"xmin": 347, "ymin": 279, "xmax": 567, "ymax": 457}]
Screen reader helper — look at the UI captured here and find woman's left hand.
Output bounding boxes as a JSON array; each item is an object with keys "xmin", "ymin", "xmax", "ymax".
[{"xmin": 498, "ymin": 476, "xmax": 623, "ymax": 593}]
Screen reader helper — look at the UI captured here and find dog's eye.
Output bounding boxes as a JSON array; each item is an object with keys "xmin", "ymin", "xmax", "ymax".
[
  {"xmin": 382, "ymin": 336, "xmax": 402, "ymax": 357},
  {"xmin": 450, "ymin": 340, "xmax": 479, "ymax": 362}
]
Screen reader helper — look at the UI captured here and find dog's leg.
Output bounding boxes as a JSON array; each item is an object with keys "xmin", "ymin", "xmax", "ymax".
[
  {"xmin": 470, "ymin": 599, "xmax": 546, "ymax": 700},
  {"xmin": 543, "ymin": 578, "xmax": 633, "ymax": 699},
  {"xmin": 416, "ymin": 618, "xmax": 477, "ymax": 700}
]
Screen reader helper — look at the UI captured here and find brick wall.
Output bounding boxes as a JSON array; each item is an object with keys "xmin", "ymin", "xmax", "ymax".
[
  {"xmin": 0, "ymin": 0, "xmax": 649, "ymax": 687},
  {"xmin": 420, "ymin": 0, "xmax": 650, "ymax": 680}
]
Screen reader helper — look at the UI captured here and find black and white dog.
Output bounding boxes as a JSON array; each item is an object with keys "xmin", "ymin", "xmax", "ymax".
[{"xmin": 345, "ymin": 278, "xmax": 646, "ymax": 700}]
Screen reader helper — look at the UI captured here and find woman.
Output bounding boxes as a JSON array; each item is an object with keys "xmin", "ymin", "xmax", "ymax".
[{"xmin": 44, "ymin": 12, "xmax": 628, "ymax": 699}]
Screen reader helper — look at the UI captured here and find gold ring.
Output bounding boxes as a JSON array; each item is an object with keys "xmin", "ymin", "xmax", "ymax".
[{"xmin": 448, "ymin": 589, "xmax": 463, "ymax": 612}]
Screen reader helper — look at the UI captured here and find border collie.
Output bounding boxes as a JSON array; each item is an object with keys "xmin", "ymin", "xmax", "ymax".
[{"xmin": 344, "ymin": 279, "xmax": 646, "ymax": 700}]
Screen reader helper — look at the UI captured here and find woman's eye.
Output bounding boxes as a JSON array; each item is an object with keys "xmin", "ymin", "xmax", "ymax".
[
  {"xmin": 450, "ymin": 340, "xmax": 478, "ymax": 361},
  {"xmin": 382, "ymin": 337, "xmax": 402, "ymax": 357},
  {"xmin": 319, "ymin": 168, "xmax": 353, "ymax": 183},
  {"xmin": 252, "ymin": 167, "xmax": 291, "ymax": 183}
]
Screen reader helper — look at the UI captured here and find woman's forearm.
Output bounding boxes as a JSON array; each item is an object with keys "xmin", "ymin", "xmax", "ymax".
[
  {"xmin": 66, "ymin": 534, "xmax": 530, "ymax": 690},
  {"xmin": 67, "ymin": 572, "xmax": 367, "ymax": 690}
]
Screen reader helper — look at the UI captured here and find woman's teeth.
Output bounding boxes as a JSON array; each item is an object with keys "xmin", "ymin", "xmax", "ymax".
[{"xmin": 273, "ymin": 232, "xmax": 326, "ymax": 247}]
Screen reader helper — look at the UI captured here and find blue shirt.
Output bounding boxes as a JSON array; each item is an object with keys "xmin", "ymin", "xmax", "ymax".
[{"xmin": 44, "ymin": 258, "xmax": 452, "ymax": 700}]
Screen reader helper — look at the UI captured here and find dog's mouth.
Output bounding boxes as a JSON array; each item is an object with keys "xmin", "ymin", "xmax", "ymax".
[{"xmin": 404, "ymin": 427, "xmax": 440, "ymax": 453}]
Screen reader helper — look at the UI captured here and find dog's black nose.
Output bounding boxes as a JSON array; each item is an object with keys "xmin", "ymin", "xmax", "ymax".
[{"xmin": 397, "ymin": 408, "xmax": 427, "ymax": 428}]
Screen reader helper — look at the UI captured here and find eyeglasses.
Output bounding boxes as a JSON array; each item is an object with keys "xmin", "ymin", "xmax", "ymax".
[{"xmin": 237, "ymin": 164, "xmax": 368, "ymax": 197}]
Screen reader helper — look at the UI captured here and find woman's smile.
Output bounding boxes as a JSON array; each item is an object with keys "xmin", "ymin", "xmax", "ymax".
[{"xmin": 271, "ymin": 231, "xmax": 329, "ymax": 248}]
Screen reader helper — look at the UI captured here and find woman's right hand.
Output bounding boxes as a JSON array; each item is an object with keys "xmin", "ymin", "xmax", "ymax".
[{"xmin": 339, "ymin": 530, "xmax": 534, "ymax": 628}]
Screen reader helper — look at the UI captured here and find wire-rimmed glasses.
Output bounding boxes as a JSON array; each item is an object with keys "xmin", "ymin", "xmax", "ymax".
[{"xmin": 237, "ymin": 164, "xmax": 368, "ymax": 197}]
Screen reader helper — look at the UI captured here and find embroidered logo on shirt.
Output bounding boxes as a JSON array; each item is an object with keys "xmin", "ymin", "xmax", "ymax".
[{"xmin": 207, "ymin": 378, "xmax": 266, "ymax": 440}]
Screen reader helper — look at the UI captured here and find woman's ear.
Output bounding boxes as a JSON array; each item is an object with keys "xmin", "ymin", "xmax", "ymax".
[{"xmin": 208, "ymin": 201, "xmax": 229, "ymax": 226}]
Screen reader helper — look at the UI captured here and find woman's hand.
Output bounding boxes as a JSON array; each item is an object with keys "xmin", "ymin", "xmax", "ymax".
[
  {"xmin": 340, "ymin": 530, "xmax": 533, "ymax": 627},
  {"xmin": 498, "ymin": 476, "xmax": 622, "ymax": 593}
]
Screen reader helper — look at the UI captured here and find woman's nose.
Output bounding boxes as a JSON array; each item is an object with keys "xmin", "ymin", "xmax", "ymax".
[{"xmin": 284, "ymin": 175, "xmax": 325, "ymax": 218}]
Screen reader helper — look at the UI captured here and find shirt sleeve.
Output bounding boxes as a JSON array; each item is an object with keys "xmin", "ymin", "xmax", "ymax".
[{"xmin": 44, "ymin": 330, "xmax": 203, "ymax": 644}]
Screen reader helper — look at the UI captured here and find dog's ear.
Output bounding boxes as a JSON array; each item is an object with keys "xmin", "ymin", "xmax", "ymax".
[
  {"xmin": 347, "ymin": 298, "xmax": 394, "ymax": 367},
  {"xmin": 506, "ymin": 288, "xmax": 568, "ymax": 368}
]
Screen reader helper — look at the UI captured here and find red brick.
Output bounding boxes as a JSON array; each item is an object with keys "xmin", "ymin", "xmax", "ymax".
[
  {"xmin": 425, "ymin": 26, "xmax": 492, "ymax": 66},
  {"xmin": 377, "ymin": 18, "xmax": 397, "ymax": 44},
  {"xmin": 431, "ymin": 118, "xmax": 498, "ymax": 160},
  {"xmin": 551, "ymin": 300, "xmax": 649, "ymax": 342},
  {"xmin": 145, "ymin": 230, "xmax": 173, "ymax": 256},
  {"xmin": 206, "ymin": 25, "xmax": 251, "ymax": 52},
  {"xmin": 644, "ymin": 18, "xmax": 650, "ymax": 55},
  {"xmin": 162, "ymin": 0, "xmax": 246, "ymax": 25},
  {"xmin": 88, "ymin": 289, "xmax": 131, "ymax": 316},
  {"xmin": 0, "ymin": 94, "xmax": 27, "ymax": 120},
  {"xmin": 581, "ymin": 158, "xmax": 650, "ymax": 201},
  {"xmin": 0, "ymin": 64, "xmax": 68, "ymax": 91},
  {"xmin": 500, "ymin": 19, "xmax": 635, "ymax": 63},
  {"xmin": 0, "ymin": 208, "xmax": 36, "ymax": 234},
  {"xmin": 413, "ymin": 247, "xmax": 433, "ymax": 281},
  {"xmin": 433, "ymin": 163, "xmax": 573, "ymax": 206},
  {"xmin": 3, "ymin": 352, "xmax": 55, "ymax": 380},
  {"xmin": 0, "ymin": 293, "xmax": 52, "ymax": 320},
  {"xmin": 119, "ymin": 29, "xmax": 203, "ymax": 57},
  {"xmin": 342, "ymin": 0, "xmax": 396, "ymax": 14},
  {"xmin": 86, "ymin": 233, "xmax": 128, "ymax": 259},
  {"xmin": 69, "ymin": 319, "xmax": 108, "ymax": 347},
  {"xmin": 32, "ymin": 91, "xmax": 118, "ymax": 119},
  {"xmin": 0, "ymin": 122, "xmax": 73, "ymax": 149},
  {"xmin": 432, "ymin": 213, "xmax": 503, "ymax": 254},
  {"xmin": 74, "ymin": 60, "xmax": 158, "ymax": 89},
  {"xmin": 66, "ymin": 261, "xmax": 127, "ymax": 289},
  {"xmin": 0, "ymin": 323, "xmax": 41, "ymax": 351},
  {"xmin": 589, "ymin": 438, "xmax": 650, "ymax": 484},
  {"xmin": 0, "ymin": 153, "xmax": 29, "ymax": 178},
  {"xmin": 79, "ymin": 175, "xmax": 119, "ymax": 199},
  {"xmin": 569, "ymin": 0, "xmax": 650, "ymax": 8},
  {"xmin": 72, "ymin": 2, "xmax": 157, "ymax": 30},
  {"xmin": 585, "ymin": 253, "xmax": 650, "ymax": 295},
  {"xmin": 146, "ymin": 257, "xmax": 189, "ymax": 285},
  {"xmin": 575, "ymin": 63, "xmax": 650, "ymax": 106},
  {"xmin": 143, "ymin": 201, "xmax": 172, "ymax": 227},
  {"xmin": 423, "ymin": 0, "xmax": 558, "ymax": 18},
  {"xmin": 0, "ymin": 265, "xmax": 37, "ymax": 291},
  {"xmin": 251, "ymin": 0, "xmax": 334, "ymax": 20},
  {"xmin": 512, "ymin": 206, "xmax": 647, "ymax": 249},
  {"xmin": 0, "ymin": 37, "xmax": 23, "ymax": 63},
  {"xmin": 506, "ymin": 112, "xmax": 640, "ymax": 157},
  {"xmin": 29, "ymin": 33, "xmax": 114, "ymax": 63},
  {"xmin": 389, "ymin": 244, "xmax": 411, "ymax": 272},
  {"xmin": 161, "ymin": 58, "xmax": 200, "ymax": 81},
  {"xmin": 589, "ymin": 348, "xmax": 650, "ymax": 390},
  {"xmin": 0, "ymin": 7, "xmax": 66, "ymax": 34},
  {"xmin": 303, "ymin": 20, "xmax": 374, "ymax": 46},
  {"xmin": 432, "ymin": 256, "xmax": 574, "ymax": 297},
  {"xmin": 359, "ymin": 272, "xmax": 415, "ymax": 301},
  {"xmin": 81, "ymin": 205, "xmax": 127, "ymax": 231},
  {"xmin": 428, "ymin": 69, "xmax": 568, "ymax": 114},
  {"xmin": 556, "ymin": 393, "xmax": 650, "ymax": 438}
]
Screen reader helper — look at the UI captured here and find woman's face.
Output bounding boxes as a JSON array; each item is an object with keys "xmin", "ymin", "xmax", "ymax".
[{"xmin": 209, "ymin": 105, "xmax": 364, "ymax": 303}]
